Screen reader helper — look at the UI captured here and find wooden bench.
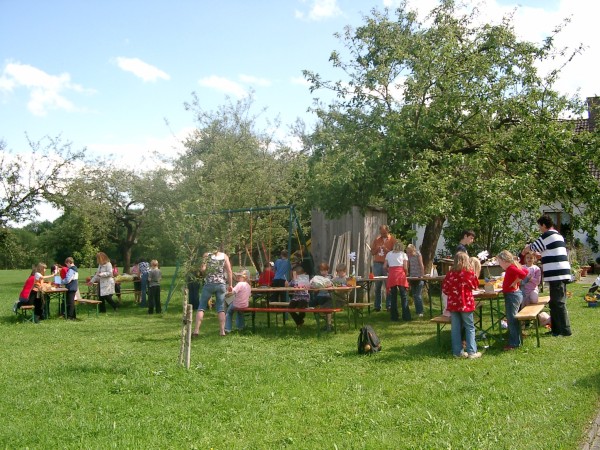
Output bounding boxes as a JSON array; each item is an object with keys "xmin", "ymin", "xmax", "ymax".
[
  {"xmin": 430, "ymin": 302, "xmax": 483, "ymax": 348},
  {"xmin": 235, "ymin": 307, "xmax": 343, "ymax": 335},
  {"xmin": 515, "ymin": 296, "xmax": 550, "ymax": 347},
  {"xmin": 347, "ymin": 302, "xmax": 373, "ymax": 329},
  {"xmin": 76, "ymin": 298, "xmax": 102, "ymax": 317},
  {"xmin": 17, "ymin": 305, "xmax": 35, "ymax": 323}
]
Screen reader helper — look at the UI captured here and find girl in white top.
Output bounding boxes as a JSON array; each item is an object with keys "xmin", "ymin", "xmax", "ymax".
[{"xmin": 384, "ymin": 242, "xmax": 410, "ymax": 321}]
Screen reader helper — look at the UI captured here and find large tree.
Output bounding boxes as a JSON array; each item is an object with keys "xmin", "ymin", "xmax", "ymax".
[
  {"xmin": 303, "ymin": 1, "xmax": 599, "ymax": 269},
  {"xmin": 165, "ymin": 95, "xmax": 311, "ymax": 273},
  {"xmin": 0, "ymin": 135, "xmax": 85, "ymax": 227}
]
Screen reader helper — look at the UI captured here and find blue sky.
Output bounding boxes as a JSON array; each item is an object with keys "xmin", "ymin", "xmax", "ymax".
[{"xmin": 1, "ymin": 0, "xmax": 597, "ymax": 173}]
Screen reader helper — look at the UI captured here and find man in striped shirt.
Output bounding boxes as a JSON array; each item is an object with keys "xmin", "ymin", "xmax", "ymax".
[{"xmin": 523, "ymin": 214, "xmax": 572, "ymax": 337}]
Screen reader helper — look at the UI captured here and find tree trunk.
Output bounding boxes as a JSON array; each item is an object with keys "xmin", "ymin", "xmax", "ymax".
[{"xmin": 420, "ymin": 215, "xmax": 446, "ymax": 274}]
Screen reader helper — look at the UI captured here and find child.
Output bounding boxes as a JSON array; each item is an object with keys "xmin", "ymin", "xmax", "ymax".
[
  {"xmin": 520, "ymin": 253, "xmax": 541, "ymax": 307},
  {"xmin": 311, "ymin": 262, "xmax": 332, "ymax": 307},
  {"xmin": 310, "ymin": 262, "xmax": 334, "ymax": 331},
  {"xmin": 147, "ymin": 259, "xmax": 162, "ymax": 314},
  {"xmin": 442, "ymin": 252, "xmax": 481, "ymax": 358},
  {"xmin": 131, "ymin": 260, "xmax": 141, "ymax": 304},
  {"xmin": 257, "ymin": 262, "xmax": 275, "ymax": 287},
  {"xmin": 225, "ymin": 270, "xmax": 251, "ymax": 333},
  {"xmin": 272, "ymin": 250, "xmax": 291, "ymax": 304},
  {"xmin": 14, "ymin": 267, "xmax": 36, "ymax": 314},
  {"xmin": 384, "ymin": 241, "xmax": 409, "ymax": 321},
  {"xmin": 32, "ymin": 262, "xmax": 54, "ymax": 321},
  {"xmin": 496, "ymin": 250, "xmax": 529, "ymax": 351},
  {"xmin": 288, "ymin": 265, "xmax": 310, "ymax": 327},
  {"xmin": 60, "ymin": 257, "xmax": 79, "ymax": 320},
  {"xmin": 111, "ymin": 259, "xmax": 122, "ymax": 302},
  {"xmin": 406, "ymin": 244, "xmax": 425, "ymax": 318}
]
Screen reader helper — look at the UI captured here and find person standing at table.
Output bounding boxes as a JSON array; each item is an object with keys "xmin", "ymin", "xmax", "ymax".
[
  {"xmin": 193, "ymin": 246, "xmax": 233, "ymax": 337},
  {"xmin": 131, "ymin": 259, "xmax": 142, "ymax": 304},
  {"xmin": 60, "ymin": 257, "xmax": 79, "ymax": 320},
  {"xmin": 442, "ymin": 252, "xmax": 481, "ymax": 358},
  {"xmin": 111, "ymin": 259, "xmax": 122, "ymax": 303},
  {"xmin": 271, "ymin": 250, "xmax": 292, "ymax": 303},
  {"xmin": 147, "ymin": 259, "xmax": 162, "ymax": 314},
  {"xmin": 496, "ymin": 250, "xmax": 529, "ymax": 350},
  {"xmin": 406, "ymin": 244, "xmax": 425, "ymax": 318},
  {"xmin": 91, "ymin": 252, "xmax": 118, "ymax": 313},
  {"xmin": 370, "ymin": 225, "xmax": 397, "ymax": 312},
  {"xmin": 384, "ymin": 241, "xmax": 410, "ymax": 321},
  {"xmin": 523, "ymin": 214, "xmax": 573, "ymax": 337},
  {"xmin": 455, "ymin": 229, "xmax": 476, "ymax": 255},
  {"xmin": 138, "ymin": 257, "xmax": 150, "ymax": 308}
]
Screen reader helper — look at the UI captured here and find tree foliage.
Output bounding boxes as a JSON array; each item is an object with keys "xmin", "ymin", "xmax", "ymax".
[
  {"xmin": 0, "ymin": 135, "xmax": 86, "ymax": 227},
  {"xmin": 303, "ymin": 0, "xmax": 600, "ymax": 269}
]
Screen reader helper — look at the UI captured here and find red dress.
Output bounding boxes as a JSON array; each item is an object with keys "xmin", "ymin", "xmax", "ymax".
[{"xmin": 442, "ymin": 269, "xmax": 479, "ymax": 312}]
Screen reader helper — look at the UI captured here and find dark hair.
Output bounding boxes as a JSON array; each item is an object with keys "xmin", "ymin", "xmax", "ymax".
[
  {"xmin": 462, "ymin": 229, "xmax": 476, "ymax": 238},
  {"xmin": 537, "ymin": 214, "xmax": 554, "ymax": 229},
  {"xmin": 280, "ymin": 250, "xmax": 288, "ymax": 258}
]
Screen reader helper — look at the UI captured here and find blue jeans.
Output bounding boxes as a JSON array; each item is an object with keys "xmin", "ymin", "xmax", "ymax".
[
  {"xmin": 451, "ymin": 311, "xmax": 477, "ymax": 356},
  {"xmin": 389, "ymin": 286, "xmax": 410, "ymax": 321},
  {"xmin": 504, "ymin": 291, "xmax": 523, "ymax": 347},
  {"xmin": 199, "ymin": 283, "xmax": 226, "ymax": 313},
  {"xmin": 373, "ymin": 262, "xmax": 389, "ymax": 310},
  {"xmin": 409, "ymin": 280, "xmax": 424, "ymax": 315},
  {"xmin": 225, "ymin": 303, "xmax": 245, "ymax": 331},
  {"xmin": 140, "ymin": 272, "xmax": 149, "ymax": 307}
]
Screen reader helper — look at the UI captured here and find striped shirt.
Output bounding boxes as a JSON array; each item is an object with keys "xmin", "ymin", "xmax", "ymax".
[{"xmin": 529, "ymin": 229, "xmax": 571, "ymax": 282}]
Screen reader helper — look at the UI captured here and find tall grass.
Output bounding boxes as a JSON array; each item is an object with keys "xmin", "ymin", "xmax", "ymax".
[{"xmin": 0, "ymin": 268, "xmax": 598, "ymax": 449}]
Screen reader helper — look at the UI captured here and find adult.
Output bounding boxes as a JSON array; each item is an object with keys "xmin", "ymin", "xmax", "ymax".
[
  {"xmin": 384, "ymin": 241, "xmax": 410, "ymax": 321},
  {"xmin": 523, "ymin": 214, "xmax": 572, "ymax": 337},
  {"xmin": 60, "ymin": 257, "xmax": 79, "ymax": 320},
  {"xmin": 193, "ymin": 246, "xmax": 233, "ymax": 337},
  {"xmin": 370, "ymin": 225, "xmax": 397, "ymax": 312},
  {"xmin": 138, "ymin": 257, "xmax": 150, "ymax": 307},
  {"xmin": 91, "ymin": 252, "xmax": 118, "ymax": 313},
  {"xmin": 455, "ymin": 229, "xmax": 475, "ymax": 255},
  {"xmin": 271, "ymin": 249, "xmax": 291, "ymax": 304}
]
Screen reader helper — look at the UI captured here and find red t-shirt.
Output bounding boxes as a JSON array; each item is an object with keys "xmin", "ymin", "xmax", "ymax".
[
  {"xmin": 19, "ymin": 275, "xmax": 35, "ymax": 300},
  {"xmin": 442, "ymin": 269, "xmax": 479, "ymax": 312},
  {"xmin": 60, "ymin": 266, "xmax": 69, "ymax": 279},
  {"xmin": 257, "ymin": 269, "xmax": 274, "ymax": 286},
  {"xmin": 502, "ymin": 264, "xmax": 529, "ymax": 293}
]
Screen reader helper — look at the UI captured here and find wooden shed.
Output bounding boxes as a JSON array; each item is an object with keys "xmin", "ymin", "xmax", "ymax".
[{"xmin": 311, "ymin": 206, "xmax": 388, "ymax": 277}]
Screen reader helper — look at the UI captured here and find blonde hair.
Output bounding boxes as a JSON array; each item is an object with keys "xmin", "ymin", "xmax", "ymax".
[
  {"xmin": 452, "ymin": 252, "xmax": 470, "ymax": 272},
  {"xmin": 393, "ymin": 241, "xmax": 405, "ymax": 252},
  {"xmin": 497, "ymin": 250, "xmax": 522, "ymax": 269},
  {"xmin": 406, "ymin": 244, "xmax": 416, "ymax": 255},
  {"xmin": 470, "ymin": 257, "xmax": 481, "ymax": 278},
  {"xmin": 96, "ymin": 252, "xmax": 110, "ymax": 265},
  {"xmin": 151, "ymin": 259, "xmax": 159, "ymax": 268},
  {"xmin": 35, "ymin": 262, "xmax": 47, "ymax": 273}
]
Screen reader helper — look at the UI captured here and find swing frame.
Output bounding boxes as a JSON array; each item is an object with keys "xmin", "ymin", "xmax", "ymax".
[{"xmin": 164, "ymin": 204, "xmax": 313, "ymax": 311}]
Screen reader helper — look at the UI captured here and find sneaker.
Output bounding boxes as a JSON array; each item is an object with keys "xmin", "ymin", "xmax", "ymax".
[
  {"xmin": 468, "ymin": 352, "xmax": 482, "ymax": 359},
  {"xmin": 418, "ymin": 313, "xmax": 424, "ymax": 318},
  {"xmin": 454, "ymin": 352, "xmax": 468, "ymax": 358}
]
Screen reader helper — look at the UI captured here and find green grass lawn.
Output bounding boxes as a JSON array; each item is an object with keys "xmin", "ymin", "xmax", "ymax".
[{"xmin": 1, "ymin": 268, "xmax": 599, "ymax": 449}]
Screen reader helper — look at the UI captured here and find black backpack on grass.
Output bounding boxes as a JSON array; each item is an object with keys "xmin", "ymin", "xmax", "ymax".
[{"xmin": 358, "ymin": 325, "xmax": 381, "ymax": 355}]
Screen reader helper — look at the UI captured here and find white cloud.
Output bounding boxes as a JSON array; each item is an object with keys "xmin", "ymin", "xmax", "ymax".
[
  {"xmin": 290, "ymin": 76, "xmax": 311, "ymax": 87},
  {"xmin": 87, "ymin": 126, "xmax": 193, "ymax": 171},
  {"xmin": 295, "ymin": 0, "xmax": 342, "ymax": 21},
  {"xmin": 198, "ymin": 75, "xmax": 248, "ymax": 98},
  {"xmin": 115, "ymin": 57, "xmax": 170, "ymax": 82},
  {"xmin": 0, "ymin": 62, "xmax": 91, "ymax": 116},
  {"xmin": 239, "ymin": 74, "xmax": 272, "ymax": 87}
]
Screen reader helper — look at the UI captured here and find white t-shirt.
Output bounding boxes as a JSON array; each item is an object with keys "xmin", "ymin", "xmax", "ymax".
[{"xmin": 385, "ymin": 251, "xmax": 408, "ymax": 267}]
